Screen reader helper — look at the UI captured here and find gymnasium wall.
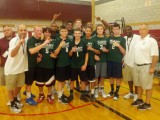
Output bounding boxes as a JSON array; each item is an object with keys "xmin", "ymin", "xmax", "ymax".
[
  {"xmin": 0, "ymin": 0, "xmax": 91, "ymax": 21},
  {"xmin": 95, "ymin": 0, "xmax": 160, "ymax": 44},
  {"xmin": 95, "ymin": 0, "xmax": 160, "ymax": 30},
  {"xmin": 0, "ymin": 0, "xmax": 91, "ymax": 33}
]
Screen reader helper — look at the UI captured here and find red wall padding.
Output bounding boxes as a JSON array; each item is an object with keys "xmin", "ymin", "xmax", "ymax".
[
  {"xmin": 132, "ymin": 29, "xmax": 160, "ymax": 46},
  {"xmin": 0, "ymin": 0, "xmax": 91, "ymax": 22}
]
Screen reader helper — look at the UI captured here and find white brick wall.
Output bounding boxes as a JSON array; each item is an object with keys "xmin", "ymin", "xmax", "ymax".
[{"xmin": 95, "ymin": 0, "xmax": 160, "ymax": 30}]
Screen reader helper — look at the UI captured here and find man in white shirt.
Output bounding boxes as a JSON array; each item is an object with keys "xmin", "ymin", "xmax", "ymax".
[
  {"xmin": 123, "ymin": 26, "xmax": 140, "ymax": 101},
  {"xmin": 4, "ymin": 24, "xmax": 28, "ymax": 113},
  {"xmin": 131, "ymin": 24, "xmax": 159, "ymax": 110}
]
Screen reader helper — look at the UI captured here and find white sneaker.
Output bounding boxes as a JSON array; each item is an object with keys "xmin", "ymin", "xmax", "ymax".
[
  {"xmin": 10, "ymin": 104, "xmax": 21, "ymax": 113},
  {"xmin": 113, "ymin": 96, "xmax": 118, "ymax": 101},
  {"xmin": 98, "ymin": 87, "xmax": 102, "ymax": 93},
  {"xmin": 94, "ymin": 88, "xmax": 99, "ymax": 98},
  {"xmin": 15, "ymin": 100, "xmax": 23, "ymax": 108},
  {"xmin": 133, "ymin": 94, "xmax": 138, "ymax": 101},
  {"xmin": 124, "ymin": 92, "xmax": 134, "ymax": 99},
  {"xmin": 113, "ymin": 94, "xmax": 119, "ymax": 101},
  {"xmin": 106, "ymin": 91, "xmax": 114, "ymax": 97},
  {"xmin": 101, "ymin": 89, "xmax": 107, "ymax": 98},
  {"xmin": 7, "ymin": 100, "xmax": 23, "ymax": 108}
]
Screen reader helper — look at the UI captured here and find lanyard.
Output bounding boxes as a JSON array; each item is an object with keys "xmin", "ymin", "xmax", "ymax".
[
  {"xmin": 16, "ymin": 37, "xmax": 25, "ymax": 54},
  {"xmin": 126, "ymin": 36, "xmax": 133, "ymax": 51}
]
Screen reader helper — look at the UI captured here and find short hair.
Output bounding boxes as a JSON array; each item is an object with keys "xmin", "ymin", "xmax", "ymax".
[
  {"xmin": 3, "ymin": 25, "xmax": 10, "ymax": 28},
  {"xmin": 50, "ymin": 22, "xmax": 57, "ymax": 27},
  {"xmin": 3, "ymin": 25, "xmax": 12, "ymax": 31},
  {"xmin": 59, "ymin": 25, "xmax": 67, "ymax": 30},
  {"xmin": 75, "ymin": 18, "xmax": 82, "ymax": 22},
  {"xmin": 113, "ymin": 23, "xmax": 120, "ymax": 29},
  {"xmin": 74, "ymin": 28, "xmax": 81, "ymax": 32},
  {"xmin": 125, "ymin": 26, "xmax": 132, "ymax": 30},
  {"xmin": 66, "ymin": 21, "xmax": 73, "ymax": 25},
  {"xmin": 18, "ymin": 24, "xmax": 26, "ymax": 30},
  {"xmin": 139, "ymin": 23, "xmax": 149, "ymax": 30},
  {"xmin": 34, "ymin": 26, "xmax": 42, "ymax": 31},
  {"xmin": 43, "ymin": 27, "xmax": 52, "ymax": 33},
  {"xmin": 85, "ymin": 26, "xmax": 93, "ymax": 31},
  {"xmin": 96, "ymin": 24, "xmax": 105, "ymax": 30}
]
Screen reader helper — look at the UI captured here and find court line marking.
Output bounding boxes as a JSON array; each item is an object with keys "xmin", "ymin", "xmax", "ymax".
[
  {"xmin": 0, "ymin": 102, "xmax": 95, "ymax": 116},
  {"xmin": 0, "ymin": 92, "xmax": 127, "ymax": 117},
  {"xmin": 3, "ymin": 82, "xmax": 159, "ymax": 117},
  {"xmin": 74, "ymin": 88, "xmax": 132, "ymax": 120}
]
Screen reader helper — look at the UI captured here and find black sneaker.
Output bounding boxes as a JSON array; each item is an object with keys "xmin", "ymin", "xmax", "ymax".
[
  {"xmin": 84, "ymin": 90, "xmax": 90, "ymax": 95},
  {"xmin": 14, "ymin": 99, "xmax": 23, "ymax": 108},
  {"xmin": 23, "ymin": 91, "xmax": 36, "ymax": 98},
  {"xmin": 10, "ymin": 103, "xmax": 21, "ymax": 113},
  {"xmin": 106, "ymin": 91, "xmax": 115, "ymax": 97},
  {"xmin": 62, "ymin": 94, "xmax": 69, "ymax": 101},
  {"xmin": 80, "ymin": 95, "xmax": 89, "ymax": 102},
  {"xmin": 90, "ymin": 94, "xmax": 95, "ymax": 102},
  {"xmin": 137, "ymin": 103, "xmax": 151, "ymax": 110},
  {"xmin": 131, "ymin": 99, "xmax": 144, "ymax": 106},
  {"xmin": 58, "ymin": 95, "xmax": 68, "ymax": 104},
  {"xmin": 113, "ymin": 93, "xmax": 119, "ymax": 101},
  {"xmin": 67, "ymin": 95, "xmax": 74, "ymax": 103}
]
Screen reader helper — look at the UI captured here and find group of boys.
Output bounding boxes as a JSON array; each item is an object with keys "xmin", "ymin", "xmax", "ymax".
[{"xmin": 0, "ymin": 14, "xmax": 159, "ymax": 113}]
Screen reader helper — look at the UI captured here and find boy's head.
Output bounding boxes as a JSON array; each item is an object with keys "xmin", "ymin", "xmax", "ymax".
[
  {"xmin": 112, "ymin": 23, "xmax": 120, "ymax": 36},
  {"xmin": 96, "ymin": 24, "xmax": 105, "ymax": 35},
  {"xmin": 74, "ymin": 28, "xmax": 81, "ymax": 39},
  {"xmin": 59, "ymin": 26, "xmax": 68, "ymax": 38}
]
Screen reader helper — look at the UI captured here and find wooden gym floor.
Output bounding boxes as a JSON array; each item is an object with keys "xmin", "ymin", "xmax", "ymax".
[{"xmin": 0, "ymin": 78, "xmax": 160, "ymax": 120}]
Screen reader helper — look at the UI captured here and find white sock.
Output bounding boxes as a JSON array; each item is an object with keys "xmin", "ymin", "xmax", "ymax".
[
  {"xmin": 58, "ymin": 91, "xmax": 62, "ymax": 98},
  {"xmin": 91, "ymin": 89, "xmax": 94, "ymax": 94},
  {"xmin": 26, "ymin": 92, "xmax": 31, "ymax": 98},
  {"xmin": 86, "ymin": 85, "xmax": 89, "ymax": 91}
]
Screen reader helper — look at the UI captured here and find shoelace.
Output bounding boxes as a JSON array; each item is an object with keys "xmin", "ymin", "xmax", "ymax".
[{"xmin": 12, "ymin": 103, "xmax": 19, "ymax": 109}]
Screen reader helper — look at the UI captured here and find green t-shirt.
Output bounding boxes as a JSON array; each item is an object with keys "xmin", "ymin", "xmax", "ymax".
[
  {"xmin": 107, "ymin": 36, "xmax": 126, "ymax": 63},
  {"xmin": 54, "ymin": 37, "xmax": 72, "ymax": 67},
  {"xmin": 27, "ymin": 36, "xmax": 41, "ymax": 68},
  {"xmin": 92, "ymin": 30, "xmax": 97, "ymax": 38},
  {"xmin": 51, "ymin": 31, "xmax": 60, "ymax": 39},
  {"xmin": 67, "ymin": 30, "xmax": 74, "ymax": 41},
  {"xmin": 71, "ymin": 39, "xmax": 87, "ymax": 68},
  {"xmin": 83, "ymin": 37, "xmax": 99, "ymax": 66},
  {"xmin": 93, "ymin": 36, "xmax": 109, "ymax": 63},
  {"xmin": 38, "ymin": 39, "xmax": 55, "ymax": 69}
]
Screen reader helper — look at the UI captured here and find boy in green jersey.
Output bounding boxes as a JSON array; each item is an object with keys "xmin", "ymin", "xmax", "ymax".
[
  {"xmin": 94, "ymin": 24, "xmax": 109, "ymax": 99},
  {"xmin": 25, "ymin": 26, "xmax": 50, "ymax": 105},
  {"xmin": 84, "ymin": 27, "xmax": 100, "ymax": 101},
  {"xmin": 36, "ymin": 27, "xmax": 56, "ymax": 104},
  {"xmin": 68, "ymin": 28, "xmax": 89, "ymax": 102},
  {"xmin": 106, "ymin": 24, "xmax": 126, "ymax": 100},
  {"xmin": 54, "ymin": 26, "xmax": 72, "ymax": 104}
]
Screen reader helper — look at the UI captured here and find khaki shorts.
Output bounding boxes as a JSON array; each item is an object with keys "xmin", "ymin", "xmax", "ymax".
[
  {"xmin": 133, "ymin": 64, "xmax": 153, "ymax": 90},
  {"xmin": 0, "ymin": 66, "xmax": 6, "ymax": 86},
  {"xmin": 5, "ymin": 72, "xmax": 25, "ymax": 90},
  {"xmin": 123, "ymin": 64, "xmax": 134, "ymax": 81}
]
